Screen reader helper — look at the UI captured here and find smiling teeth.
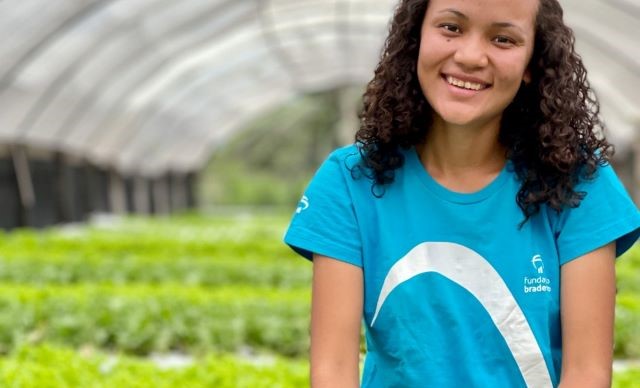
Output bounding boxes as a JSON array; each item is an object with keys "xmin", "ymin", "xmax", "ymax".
[{"xmin": 446, "ymin": 76, "xmax": 484, "ymax": 91}]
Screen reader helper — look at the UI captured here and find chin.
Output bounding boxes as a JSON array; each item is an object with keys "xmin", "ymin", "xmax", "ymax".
[{"xmin": 436, "ymin": 110, "xmax": 484, "ymax": 126}]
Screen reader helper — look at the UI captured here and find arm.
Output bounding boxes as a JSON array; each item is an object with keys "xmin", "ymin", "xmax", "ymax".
[
  {"xmin": 558, "ymin": 242, "xmax": 616, "ymax": 388},
  {"xmin": 310, "ymin": 254, "xmax": 363, "ymax": 388}
]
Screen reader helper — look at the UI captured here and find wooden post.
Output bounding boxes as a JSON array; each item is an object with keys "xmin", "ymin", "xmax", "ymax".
[
  {"xmin": 170, "ymin": 173, "xmax": 187, "ymax": 212},
  {"xmin": 10, "ymin": 145, "xmax": 35, "ymax": 226},
  {"xmin": 153, "ymin": 175, "xmax": 170, "ymax": 215},
  {"xmin": 185, "ymin": 172, "xmax": 198, "ymax": 209},
  {"xmin": 134, "ymin": 176, "xmax": 150, "ymax": 214},
  {"xmin": 109, "ymin": 170, "xmax": 127, "ymax": 214}
]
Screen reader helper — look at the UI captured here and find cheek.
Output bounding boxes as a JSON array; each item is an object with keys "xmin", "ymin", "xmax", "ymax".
[
  {"xmin": 417, "ymin": 36, "xmax": 449, "ymax": 70},
  {"xmin": 417, "ymin": 45, "xmax": 433, "ymax": 71},
  {"xmin": 496, "ymin": 55, "xmax": 530, "ymax": 88}
]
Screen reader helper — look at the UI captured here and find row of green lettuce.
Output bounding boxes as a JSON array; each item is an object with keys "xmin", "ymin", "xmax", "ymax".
[
  {"xmin": 0, "ymin": 284, "xmax": 309, "ymax": 357},
  {"xmin": 0, "ymin": 214, "xmax": 637, "ymax": 293},
  {"xmin": 0, "ymin": 282, "xmax": 638, "ymax": 359},
  {"xmin": 0, "ymin": 214, "xmax": 297, "ymax": 263},
  {"xmin": 0, "ymin": 214, "xmax": 311, "ymax": 288},
  {"xmin": 0, "ymin": 344, "xmax": 308, "ymax": 388},
  {"xmin": 0, "ymin": 255, "xmax": 310, "ymax": 288},
  {"xmin": 1, "ymin": 344, "xmax": 638, "ymax": 388}
]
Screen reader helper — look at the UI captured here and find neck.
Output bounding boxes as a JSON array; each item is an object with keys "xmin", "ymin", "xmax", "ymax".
[
  {"xmin": 416, "ymin": 115, "xmax": 507, "ymax": 193},
  {"xmin": 419, "ymin": 115, "xmax": 506, "ymax": 174}
]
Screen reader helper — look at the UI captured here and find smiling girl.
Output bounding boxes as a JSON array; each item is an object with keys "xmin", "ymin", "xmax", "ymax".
[{"xmin": 284, "ymin": 0, "xmax": 640, "ymax": 387}]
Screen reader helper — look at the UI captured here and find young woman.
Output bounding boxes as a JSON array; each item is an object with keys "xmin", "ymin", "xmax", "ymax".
[{"xmin": 284, "ymin": 0, "xmax": 640, "ymax": 386}]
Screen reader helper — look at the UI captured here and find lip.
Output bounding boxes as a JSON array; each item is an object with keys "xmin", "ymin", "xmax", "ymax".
[
  {"xmin": 442, "ymin": 73, "xmax": 491, "ymax": 87},
  {"xmin": 441, "ymin": 75, "xmax": 489, "ymax": 97}
]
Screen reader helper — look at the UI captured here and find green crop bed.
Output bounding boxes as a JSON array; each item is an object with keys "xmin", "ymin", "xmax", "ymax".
[
  {"xmin": 0, "ymin": 344, "xmax": 308, "ymax": 388},
  {"xmin": 0, "ymin": 344, "xmax": 637, "ymax": 387},
  {"xmin": 0, "ymin": 213, "xmax": 638, "ymax": 387},
  {"xmin": 0, "ymin": 284, "xmax": 310, "ymax": 357},
  {"xmin": 0, "ymin": 254, "xmax": 310, "ymax": 288},
  {"xmin": 614, "ymin": 368, "xmax": 640, "ymax": 388},
  {"xmin": 0, "ymin": 215, "xmax": 310, "ymax": 288}
]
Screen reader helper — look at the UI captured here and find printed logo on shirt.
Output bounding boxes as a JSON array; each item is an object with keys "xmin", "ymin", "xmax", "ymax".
[
  {"xmin": 531, "ymin": 254, "xmax": 544, "ymax": 274},
  {"xmin": 524, "ymin": 254, "xmax": 551, "ymax": 294},
  {"xmin": 296, "ymin": 195, "xmax": 309, "ymax": 214}
]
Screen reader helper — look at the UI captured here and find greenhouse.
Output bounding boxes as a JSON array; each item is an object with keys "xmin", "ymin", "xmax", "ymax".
[
  {"xmin": 0, "ymin": 0, "xmax": 638, "ymax": 386},
  {"xmin": 0, "ymin": 0, "xmax": 638, "ymax": 228}
]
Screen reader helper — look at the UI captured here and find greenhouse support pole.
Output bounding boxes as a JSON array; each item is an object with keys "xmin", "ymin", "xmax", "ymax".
[
  {"xmin": 185, "ymin": 172, "xmax": 198, "ymax": 209},
  {"xmin": 78, "ymin": 163, "xmax": 92, "ymax": 220},
  {"xmin": 109, "ymin": 170, "xmax": 127, "ymax": 214},
  {"xmin": 171, "ymin": 173, "xmax": 187, "ymax": 212},
  {"xmin": 10, "ymin": 145, "xmax": 35, "ymax": 226},
  {"xmin": 87, "ymin": 165, "xmax": 109, "ymax": 213},
  {"xmin": 153, "ymin": 175, "xmax": 170, "ymax": 215},
  {"xmin": 54, "ymin": 152, "xmax": 71, "ymax": 223},
  {"xmin": 133, "ymin": 176, "xmax": 150, "ymax": 214}
]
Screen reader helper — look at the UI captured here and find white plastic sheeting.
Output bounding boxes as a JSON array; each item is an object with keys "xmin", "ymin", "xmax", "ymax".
[{"xmin": 0, "ymin": 0, "xmax": 637, "ymax": 176}]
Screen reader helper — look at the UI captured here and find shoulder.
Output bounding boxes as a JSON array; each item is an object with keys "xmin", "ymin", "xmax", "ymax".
[
  {"xmin": 576, "ymin": 162, "xmax": 625, "ymax": 193},
  {"xmin": 326, "ymin": 144, "xmax": 364, "ymax": 171},
  {"xmin": 568, "ymin": 162, "xmax": 637, "ymax": 216},
  {"xmin": 284, "ymin": 144, "xmax": 367, "ymax": 265},
  {"xmin": 551, "ymin": 162, "xmax": 640, "ymax": 263},
  {"xmin": 313, "ymin": 144, "xmax": 368, "ymax": 185},
  {"xmin": 544, "ymin": 162, "xmax": 631, "ymax": 214}
]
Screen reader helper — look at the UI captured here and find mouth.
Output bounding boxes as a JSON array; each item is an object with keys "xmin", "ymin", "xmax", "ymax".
[{"xmin": 442, "ymin": 74, "xmax": 491, "ymax": 91}]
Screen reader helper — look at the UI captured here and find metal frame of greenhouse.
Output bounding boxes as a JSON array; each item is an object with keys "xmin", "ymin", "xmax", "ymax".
[{"xmin": 0, "ymin": 0, "xmax": 638, "ymax": 229}]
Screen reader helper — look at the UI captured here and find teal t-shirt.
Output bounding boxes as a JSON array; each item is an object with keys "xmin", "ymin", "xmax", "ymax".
[{"xmin": 284, "ymin": 144, "xmax": 640, "ymax": 388}]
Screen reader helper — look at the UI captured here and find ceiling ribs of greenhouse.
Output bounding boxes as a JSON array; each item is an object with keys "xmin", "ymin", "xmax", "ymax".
[{"xmin": 0, "ymin": 0, "xmax": 638, "ymax": 176}]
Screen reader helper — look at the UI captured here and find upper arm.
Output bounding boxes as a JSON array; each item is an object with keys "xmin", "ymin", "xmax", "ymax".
[
  {"xmin": 559, "ymin": 242, "xmax": 616, "ymax": 387},
  {"xmin": 310, "ymin": 254, "xmax": 363, "ymax": 387}
]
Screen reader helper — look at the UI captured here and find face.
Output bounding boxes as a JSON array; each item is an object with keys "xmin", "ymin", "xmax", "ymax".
[{"xmin": 417, "ymin": 0, "xmax": 537, "ymax": 128}]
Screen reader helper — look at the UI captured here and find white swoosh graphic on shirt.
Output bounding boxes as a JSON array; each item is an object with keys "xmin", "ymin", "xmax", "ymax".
[{"xmin": 371, "ymin": 242, "xmax": 552, "ymax": 388}]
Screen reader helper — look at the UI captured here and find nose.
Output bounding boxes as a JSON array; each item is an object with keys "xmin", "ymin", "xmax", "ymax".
[{"xmin": 453, "ymin": 35, "xmax": 489, "ymax": 69}]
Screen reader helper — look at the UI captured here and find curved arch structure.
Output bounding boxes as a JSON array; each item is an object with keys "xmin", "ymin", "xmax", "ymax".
[
  {"xmin": 0, "ymin": 0, "xmax": 638, "ymax": 175},
  {"xmin": 0, "ymin": 0, "xmax": 637, "ymax": 226}
]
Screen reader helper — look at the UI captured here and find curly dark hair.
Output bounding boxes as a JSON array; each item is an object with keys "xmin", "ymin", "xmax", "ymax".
[{"xmin": 355, "ymin": 0, "xmax": 613, "ymax": 222}]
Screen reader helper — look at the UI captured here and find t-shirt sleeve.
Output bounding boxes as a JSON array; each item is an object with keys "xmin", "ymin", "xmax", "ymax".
[
  {"xmin": 555, "ymin": 163, "xmax": 640, "ymax": 266},
  {"xmin": 283, "ymin": 147, "xmax": 363, "ymax": 268}
]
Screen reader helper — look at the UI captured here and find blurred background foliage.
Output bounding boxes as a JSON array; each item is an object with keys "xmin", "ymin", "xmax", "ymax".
[{"xmin": 199, "ymin": 90, "xmax": 352, "ymax": 208}]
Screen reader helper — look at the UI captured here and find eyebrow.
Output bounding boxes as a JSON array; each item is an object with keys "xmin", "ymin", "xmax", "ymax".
[
  {"xmin": 437, "ymin": 8, "xmax": 526, "ymax": 34},
  {"xmin": 491, "ymin": 22, "xmax": 525, "ymax": 34},
  {"xmin": 439, "ymin": 8, "xmax": 468, "ymax": 19}
]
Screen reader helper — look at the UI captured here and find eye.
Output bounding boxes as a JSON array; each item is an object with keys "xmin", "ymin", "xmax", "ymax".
[
  {"xmin": 493, "ymin": 35, "xmax": 516, "ymax": 46},
  {"xmin": 439, "ymin": 24, "xmax": 461, "ymax": 34}
]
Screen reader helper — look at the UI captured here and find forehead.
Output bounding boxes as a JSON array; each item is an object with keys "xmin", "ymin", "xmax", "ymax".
[{"xmin": 425, "ymin": 0, "xmax": 539, "ymax": 28}]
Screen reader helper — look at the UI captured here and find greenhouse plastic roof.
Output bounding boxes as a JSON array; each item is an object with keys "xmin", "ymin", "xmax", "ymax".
[{"xmin": 0, "ymin": 0, "xmax": 638, "ymax": 176}]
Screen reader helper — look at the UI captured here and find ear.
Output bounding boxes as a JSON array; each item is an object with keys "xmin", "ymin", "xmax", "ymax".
[{"xmin": 522, "ymin": 68, "xmax": 532, "ymax": 85}]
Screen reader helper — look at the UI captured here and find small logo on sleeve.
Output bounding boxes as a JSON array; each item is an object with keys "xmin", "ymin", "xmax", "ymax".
[
  {"xmin": 524, "ymin": 254, "xmax": 551, "ymax": 294},
  {"xmin": 296, "ymin": 195, "xmax": 309, "ymax": 214}
]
